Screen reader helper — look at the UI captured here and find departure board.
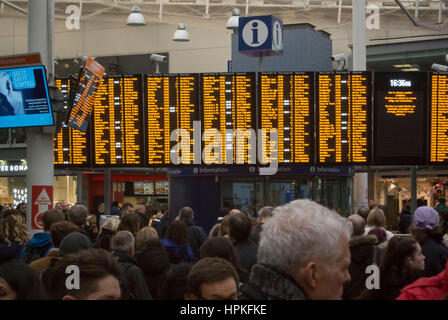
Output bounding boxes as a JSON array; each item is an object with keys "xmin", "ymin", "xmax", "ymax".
[
  {"xmin": 317, "ymin": 72, "xmax": 371, "ymax": 165},
  {"xmin": 430, "ymin": 73, "xmax": 448, "ymax": 163},
  {"xmin": 67, "ymin": 57, "xmax": 105, "ymax": 132},
  {"xmin": 92, "ymin": 75, "xmax": 144, "ymax": 167},
  {"xmin": 259, "ymin": 72, "xmax": 314, "ymax": 165},
  {"xmin": 54, "ymin": 78, "xmax": 90, "ymax": 167},
  {"xmin": 145, "ymin": 74, "xmax": 200, "ymax": 166},
  {"xmin": 374, "ymin": 72, "xmax": 428, "ymax": 165},
  {"xmin": 201, "ymin": 73, "xmax": 256, "ymax": 165}
]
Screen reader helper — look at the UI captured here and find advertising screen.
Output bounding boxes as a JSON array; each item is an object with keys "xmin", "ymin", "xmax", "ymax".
[{"xmin": 0, "ymin": 65, "xmax": 54, "ymax": 128}]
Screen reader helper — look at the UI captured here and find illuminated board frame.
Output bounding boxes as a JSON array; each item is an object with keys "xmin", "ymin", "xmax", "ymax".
[
  {"xmin": 316, "ymin": 71, "xmax": 372, "ymax": 166},
  {"xmin": 429, "ymin": 72, "xmax": 448, "ymax": 165},
  {"xmin": 373, "ymin": 71, "xmax": 428, "ymax": 166},
  {"xmin": 200, "ymin": 72, "xmax": 257, "ymax": 166},
  {"xmin": 144, "ymin": 73, "xmax": 200, "ymax": 167},
  {"xmin": 258, "ymin": 72, "xmax": 315, "ymax": 167},
  {"xmin": 92, "ymin": 74, "xmax": 145, "ymax": 168}
]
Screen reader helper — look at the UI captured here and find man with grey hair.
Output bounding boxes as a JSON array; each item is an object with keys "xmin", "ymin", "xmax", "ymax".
[
  {"xmin": 239, "ymin": 199, "xmax": 352, "ymax": 300},
  {"xmin": 68, "ymin": 204, "xmax": 88, "ymax": 229},
  {"xmin": 111, "ymin": 231, "xmax": 152, "ymax": 300}
]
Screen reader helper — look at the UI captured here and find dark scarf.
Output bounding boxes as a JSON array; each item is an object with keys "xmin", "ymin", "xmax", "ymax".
[{"xmin": 248, "ymin": 264, "xmax": 308, "ymax": 300}]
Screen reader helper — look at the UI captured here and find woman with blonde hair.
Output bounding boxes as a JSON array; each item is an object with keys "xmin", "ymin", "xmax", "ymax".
[
  {"xmin": 135, "ymin": 226, "xmax": 159, "ymax": 252},
  {"xmin": 95, "ymin": 216, "xmax": 121, "ymax": 251},
  {"xmin": 364, "ymin": 207, "xmax": 394, "ymax": 240},
  {"xmin": 0, "ymin": 213, "xmax": 29, "ymax": 263}
]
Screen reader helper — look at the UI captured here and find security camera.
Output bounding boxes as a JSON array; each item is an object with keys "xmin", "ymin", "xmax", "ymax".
[
  {"xmin": 331, "ymin": 53, "xmax": 345, "ymax": 62},
  {"xmin": 432, "ymin": 63, "xmax": 448, "ymax": 72},
  {"xmin": 150, "ymin": 54, "xmax": 167, "ymax": 63}
]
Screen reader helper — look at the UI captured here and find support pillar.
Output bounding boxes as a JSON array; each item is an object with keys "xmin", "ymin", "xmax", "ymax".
[
  {"xmin": 26, "ymin": 0, "xmax": 55, "ymax": 234},
  {"xmin": 104, "ymin": 168, "xmax": 111, "ymax": 215},
  {"xmin": 352, "ymin": 0, "xmax": 368, "ymax": 213}
]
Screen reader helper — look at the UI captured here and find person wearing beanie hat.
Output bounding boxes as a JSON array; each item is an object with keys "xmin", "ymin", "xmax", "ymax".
[
  {"xmin": 58, "ymin": 232, "xmax": 92, "ymax": 256},
  {"xmin": 41, "ymin": 232, "xmax": 92, "ymax": 291},
  {"xmin": 411, "ymin": 206, "xmax": 448, "ymax": 278}
]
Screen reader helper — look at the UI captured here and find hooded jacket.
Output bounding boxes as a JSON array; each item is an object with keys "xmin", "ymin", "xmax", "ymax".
[
  {"xmin": 343, "ymin": 235, "xmax": 382, "ymax": 300},
  {"xmin": 21, "ymin": 232, "xmax": 53, "ymax": 264},
  {"xmin": 397, "ymin": 261, "xmax": 448, "ymax": 300},
  {"xmin": 135, "ymin": 247, "xmax": 171, "ymax": 299}
]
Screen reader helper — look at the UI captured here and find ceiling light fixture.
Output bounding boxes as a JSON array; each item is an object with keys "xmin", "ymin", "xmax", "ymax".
[
  {"xmin": 127, "ymin": 5, "xmax": 145, "ymax": 26},
  {"xmin": 226, "ymin": 8, "xmax": 240, "ymax": 30},
  {"xmin": 173, "ymin": 23, "xmax": 190, "ymax": 42}
]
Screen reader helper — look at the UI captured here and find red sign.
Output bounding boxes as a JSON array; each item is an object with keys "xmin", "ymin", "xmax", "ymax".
[
  {"xmin": 31, "ymin": 186, "xmax": 53, "ymax": 230},
  {"xmin": 0, "ymin": 53, "xmax": 42, "ymax": 68}
]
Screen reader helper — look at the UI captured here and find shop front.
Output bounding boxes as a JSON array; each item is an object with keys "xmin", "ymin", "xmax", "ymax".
[
  {"xmin": 168, "ymin": 166, "xmax": 354, "ymax": 233},
  {"xmin": 88, "ymin": 173, "xmax": 169, "ymax": 214},
  {"xmin": 373, "ymin": 168, "xmax": 448, "ymax": 230},
  {"xmin": 0, "ymin": 160, "xmax": 78, "ymax": 208}
]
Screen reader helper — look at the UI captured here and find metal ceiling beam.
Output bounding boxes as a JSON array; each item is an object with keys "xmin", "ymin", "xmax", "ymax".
[
  {"xmin": 3, "ymin": 0, "xmax": 448, "ymax": 11},
  {"xmin": 0, "ymin": 0, "xmax": 27, "ymax": 15}
]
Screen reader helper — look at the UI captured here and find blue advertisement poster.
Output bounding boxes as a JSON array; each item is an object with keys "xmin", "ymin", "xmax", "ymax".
[{"xmin": 0, "ymin": 65, "xmax": 53, "ymax": 128}]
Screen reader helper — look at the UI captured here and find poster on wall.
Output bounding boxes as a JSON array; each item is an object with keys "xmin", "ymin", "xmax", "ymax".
[{"xmin": 31, "ymin": 185, "xmax": 53, "ymax": 230}]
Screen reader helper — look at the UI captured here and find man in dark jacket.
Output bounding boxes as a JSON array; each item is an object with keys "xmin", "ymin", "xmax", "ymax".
[
  {"xmin": 239, "ymin": 200, "xmax": 352, "ymax": 300},
  {"xmin": 21, "ymin": 209, "xmax": 64, "ymax": 264},
  {"xmin": 250, "ymin": 206, "xmax": 274, "ymax": 245},
  {"xmin": 398, "ymin": 203, "xmax": 412, "ymax": 234},
  {"xmin": 178, "ymin": 207, "xmax": 206, "ymax": 260},
  {"xmin": 228, "ymin": 212, "xmax": 258, "ymax": 275},
  {"xmin": 110, "ymin": 231, "xmax": 152, "ymax": 300},
  {"xmin": 343, "ymin": 214, "xmax": 382, "ymax": 300}
]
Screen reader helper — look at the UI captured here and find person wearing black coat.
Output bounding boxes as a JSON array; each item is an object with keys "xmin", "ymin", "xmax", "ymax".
[
  {"xmin": 178, "ymin": 207, "xmax": 207, "ymax": 260},
  {"xmin": 398, "ymin": 203, "xmax": 412, "ymax": 234},
  {"xmin": 111, "ymin": 231, "xmax": 152, "ymax": 300},
  {"xmin": 411, "ymin": 206, "xmax": 448, "ymax": 278},
  {"xmin": 134, "ymin": 238, "xmax": 171, "ymax": 300},
  {"xmin": 228, "ymin": 213, "xmax": 258, "ymax": 275}
]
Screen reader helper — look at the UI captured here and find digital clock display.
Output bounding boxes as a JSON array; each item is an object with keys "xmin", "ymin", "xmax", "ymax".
[{"xmin": 390, "ymin": 79, "xmax": 412, "ymax": 87}]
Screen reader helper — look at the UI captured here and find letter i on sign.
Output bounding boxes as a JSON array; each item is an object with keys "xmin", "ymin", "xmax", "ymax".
[{"xmin": 251, "ymin": 22, "xmax": 259, "ymax": 44}]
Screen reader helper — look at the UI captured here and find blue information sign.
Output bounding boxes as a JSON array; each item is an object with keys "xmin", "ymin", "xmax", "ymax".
[{"xmin": 238, "ymin": 15, "xmax": 284, "ymax": 57}]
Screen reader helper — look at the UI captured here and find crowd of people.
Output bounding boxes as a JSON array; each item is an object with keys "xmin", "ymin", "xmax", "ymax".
[{"xmin": 0, "ymin": 198, "xmax": 448, "ymax": 300}]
